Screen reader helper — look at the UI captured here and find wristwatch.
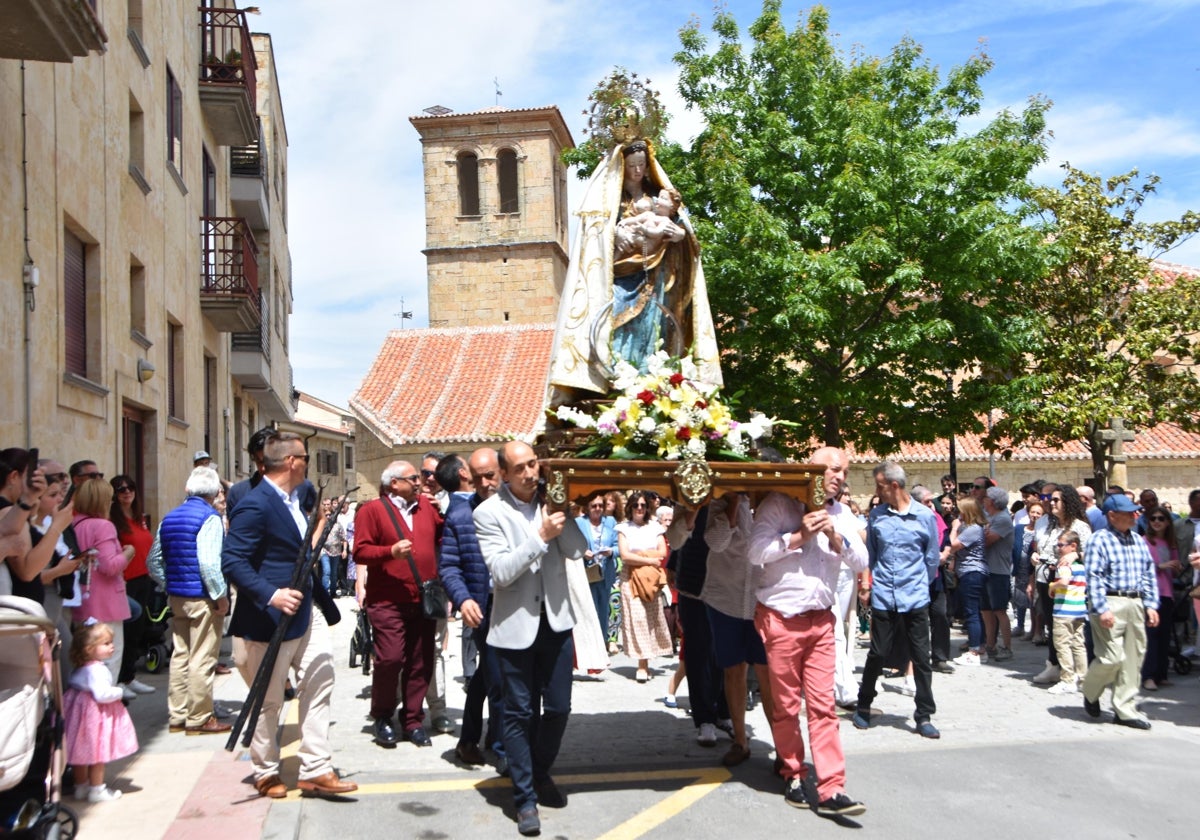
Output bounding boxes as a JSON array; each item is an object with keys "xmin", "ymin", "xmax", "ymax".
[{"xmin": 16, "ymin": 498, "xmax": 33, "ymax": 511}]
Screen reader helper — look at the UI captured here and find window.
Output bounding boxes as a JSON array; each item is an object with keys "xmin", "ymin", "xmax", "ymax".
[
  {"xmin": 129, "ymin": 257, "xmax": 147, "ymax": 340},
  {"xmin": 128, "ymin": 93, "xmax": 147, "ymax": 191},
  {"xmin": 166, "ymin": 67, "xmax": 182, "ymax": 171},
  {"xmin": 64, "ymin": 228, "xmax": 89, "ymax": 378},
  {"xmin": 344, "ymin": 444, "xmax": 354, "ymax": 471},
  {"xmin": 167, "ymin": 321, "xmax": 183, "ymax": 419},
  {"xmin": 127, "ymin": 0, "xmax": 149, "ymax": 66},
  {"xmin": 497, "ymin": 148, "xmax": 519, "ymax": 213},
  {"xmin": 457, "ymin": 152, "xmax": 479, "ymax": 216},
  {"xmin": 316, "ymin": 449, "xmax": 339, "ymax": 475}
]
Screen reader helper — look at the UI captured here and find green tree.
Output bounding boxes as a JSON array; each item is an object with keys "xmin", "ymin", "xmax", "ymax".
[
  {"xmin": 986, "ymin": 166, "xmax": 1200, "ymax": 486},
  {"xmin": 664, "ymin": 2, "xmax": 1052, "ymax": 455}
]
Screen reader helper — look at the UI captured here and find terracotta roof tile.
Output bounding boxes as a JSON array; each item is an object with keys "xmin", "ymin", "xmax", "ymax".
[
  {"xmin": 842, "ymin": 421, "xmax": 1200, "ymax": 464},
  {"xmin": 350, "ymin": 324, "xmax": 554, "ymax": 445}
]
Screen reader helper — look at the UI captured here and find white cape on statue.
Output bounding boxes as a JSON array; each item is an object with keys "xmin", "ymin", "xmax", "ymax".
[{"xmin": 543, "ymin": 145, "xmax": 722, "ymax": 411}]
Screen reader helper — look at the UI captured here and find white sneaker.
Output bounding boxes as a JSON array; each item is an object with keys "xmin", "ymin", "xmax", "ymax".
[
  {"xmin": 73, "ymin": 784, "xmax": 92, "ymax": 802},
  {"xmin": 697, "ymin": 723, "xmax": 718, "ymax": 747},
  {"xmin": 88, "ymin": 785, "xmax": 122, "ymax": 803},
  {"xmin": 898, "ymin": 677, "xmax": 916, "ymax": 697},
  {"xmin": 127, "ymin": 679, "xmax": 155, "ymax": 695},
  {"xmin": 978, "ymin": 649, "xmax": 989, "ymax": 664},
  {"xmin": 1047, "ymin": 681, "xmax": 1077, "ymax": 695},
  {"xmin": 1032, "ymin": 663, "xmax": 1061, "ymax": 685},
  {"xmin": 958, "ymin": 651, "xmax": 981, "ymax": 667},
  {"xmin": 119, "ymin": 685, "xmax": 137, "ymax": 701}
]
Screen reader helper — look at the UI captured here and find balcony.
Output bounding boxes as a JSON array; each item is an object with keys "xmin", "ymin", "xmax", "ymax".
[
  {"xmin": 197, "ymin": 7, "xmax": 257, "ymax": 146},
  {"xmin": 200, "ymin": 217, "xmax": 260, "ymax": 332},
  {"xmin": 230, "ymin": 118, "xmax": 269, "ymax": 229},
  {"xmin": 0, "ymin": 0, "xmax": 107, "ymax": 61},
  {"xmin": 231, "ymin": 292, "xmax": 271, "ymax": 387}
]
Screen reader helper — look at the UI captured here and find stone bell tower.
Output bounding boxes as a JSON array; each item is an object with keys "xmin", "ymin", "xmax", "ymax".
[{"xmin": 410, "ymin": 105, "xmax": 574, "ymax": 328}]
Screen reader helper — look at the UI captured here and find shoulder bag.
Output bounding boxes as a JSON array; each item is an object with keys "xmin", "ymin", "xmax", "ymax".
[{"xmin": 380, "ymin": 498, "xmax": 448, "ymax": 620}]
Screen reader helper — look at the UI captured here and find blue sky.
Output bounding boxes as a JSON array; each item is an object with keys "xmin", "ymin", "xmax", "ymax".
[{"xmin": 249, "ymin": 1, "xmax": 1200, "ymax": 408}]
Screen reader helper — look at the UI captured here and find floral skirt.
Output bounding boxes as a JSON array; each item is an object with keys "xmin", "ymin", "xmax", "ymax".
[
  {"xmin": 63, "ymin": 688, "xmax": 139, "ymax": 766},
  {"xmin": 618, "ymin": 577, "xmax": 673, "ymax": 660}
]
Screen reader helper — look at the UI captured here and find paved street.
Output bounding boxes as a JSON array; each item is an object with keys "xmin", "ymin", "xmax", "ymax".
[{"xmin": 77, "ymin": 600, "xmax": 1199, "ymax": 839}]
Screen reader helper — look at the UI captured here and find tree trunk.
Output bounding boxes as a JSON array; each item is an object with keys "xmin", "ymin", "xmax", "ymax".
[{"xmin": 822, "ymin": 404, "xmax": 842, "ymax": 447}]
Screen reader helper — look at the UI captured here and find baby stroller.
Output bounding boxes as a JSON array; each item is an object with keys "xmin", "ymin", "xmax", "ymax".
[
  {"xmin": 141, "ymin": 585, "xmax": 173, "ymax": 675},
  {"xmin": 1168, "ymin": 578, "xmax": 1195, "ymax": 675},
  {"xmin": 348, "ymin": 607, "xmax": 372, "ymax": 676},
  {"xmin": 0, "ymin": 596, "xmax": 77, "ymax": 838}
]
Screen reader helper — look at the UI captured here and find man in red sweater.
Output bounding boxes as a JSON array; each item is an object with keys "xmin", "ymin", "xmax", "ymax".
[{"xmin": 353, "ymin": 460, "xmax": 444, "ymax": 747}]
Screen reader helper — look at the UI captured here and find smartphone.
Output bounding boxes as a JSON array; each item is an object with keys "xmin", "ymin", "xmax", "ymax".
[
  {"xmin": 60, "ymin": 482, "xmax": 76, "ymax": 510},
  {"xmin": 25, "ymin": 447, "xmax": 38, "ymax": 488}
]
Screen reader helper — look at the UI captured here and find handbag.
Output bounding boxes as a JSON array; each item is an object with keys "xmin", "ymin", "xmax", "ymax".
[
  {"xmin": 380, "ymin": 498, "xmax": 448, "ymax": 620},
  {"xmin": 585, "ymin": 560, "xmax": 604, "ymax": 584}
]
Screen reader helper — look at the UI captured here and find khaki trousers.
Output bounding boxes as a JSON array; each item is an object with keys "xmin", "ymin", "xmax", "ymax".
[
  {"xmin": 168, "ymin": 595, "xmax": 222, "ymax": 727},
  {"xmin": 235, "ymin": 610, "xmax": 335, "ymax": 782},
  {"xmin": 1081, "ymin": 596, "xmax": 1147, "ymax": 721}
]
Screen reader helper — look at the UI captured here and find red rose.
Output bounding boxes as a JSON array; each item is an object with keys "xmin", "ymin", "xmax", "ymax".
[
  {"xmin": 669, "ymin": 372, "xmax": 685, "ymax": 386},
  {"xmin": 694, "ymin": 399, "xmax": 707, "ymax": 409},
  {"xmin": 637, "ymin": 389, "xmax": 656, "ymax": 406},
  {"xmin": 677, "ymin": 427, "xmax": 692, "ymax": 441}
]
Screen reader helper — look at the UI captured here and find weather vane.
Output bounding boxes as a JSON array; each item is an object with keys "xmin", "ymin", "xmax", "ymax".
[
  {"xmin": 494, "ymin": 77, "xmax": 502, "ymax": 106},
  {"xmin": 395, "ymin": 298, "xmax": 413, "ymax": 329}
]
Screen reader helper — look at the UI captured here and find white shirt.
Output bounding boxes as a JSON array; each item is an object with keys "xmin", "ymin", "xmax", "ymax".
[
  {"xmin": 699, "ymin": 494, "xmax": 757, "ymax": 620},
  {"xmin": 750, "ymin": 493, "xmax": 869, "ymax": 618},
  {"xmin": 263, "ymin": 475, "xmax": 306, "ymax": 536}
]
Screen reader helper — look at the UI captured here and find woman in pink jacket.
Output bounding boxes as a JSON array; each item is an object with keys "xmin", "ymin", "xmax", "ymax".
[{"xmin": 72, "ymin": 478, "xmax": 133, "ymax": 684}]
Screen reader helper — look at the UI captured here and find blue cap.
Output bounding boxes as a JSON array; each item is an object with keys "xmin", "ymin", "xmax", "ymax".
[{"xmin": 1101, "ymin": 493, "xmax": 1140, "ymax": 513}]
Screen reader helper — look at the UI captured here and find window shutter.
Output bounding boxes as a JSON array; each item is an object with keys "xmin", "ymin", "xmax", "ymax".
[{"xmin": 64, "ymin": 229, "xmax": 87, "ymax": 377}]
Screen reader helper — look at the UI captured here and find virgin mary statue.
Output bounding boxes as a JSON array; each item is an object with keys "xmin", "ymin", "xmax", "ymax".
[{"xmin": 544, "ymin": 138, "xmax": 722, "ymax": 407}]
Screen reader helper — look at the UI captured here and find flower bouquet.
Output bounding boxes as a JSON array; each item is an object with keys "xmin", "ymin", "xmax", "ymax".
[{"xmin": 552, "ymin": 351, "xmax": 778, "ymax": 461}]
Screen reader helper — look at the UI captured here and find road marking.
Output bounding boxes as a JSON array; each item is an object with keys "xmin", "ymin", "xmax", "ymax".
[{"xmin": 592, "ymin": 767, "xmax": 730, "ymax": 840}]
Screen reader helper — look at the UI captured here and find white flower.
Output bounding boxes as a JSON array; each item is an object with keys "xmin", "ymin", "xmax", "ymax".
[
  {"xmin": 612, "ymin": 359, "xmax": 640, "ymax": 392},
  {"xmin": 645, "ymin": 349, "xmax": 671, "ymax": 377},
  {"xmin": 555, "ymin": 405, "xmax": 597, "ymax": 429},
  {"xmin": 668, "ymin": 388, "xmax": 683, "ymax": 403},
  {"xmin": 597, "ymin": 411, "xmax": 619, "ymax": 435},
  {"xmin": 638, "ymin": 417, "xmax": 658, "ymax": 434},
  {"xmin": 686, "ymin": 438, "xmax": 707, "ymax": 457},
  {"xmin": 743, "ymin": 412, "xmax": 774, "ymax": 441},
  {"xmin": 680, "ymin": 356, "xmax": 699, "ymax": 380}
]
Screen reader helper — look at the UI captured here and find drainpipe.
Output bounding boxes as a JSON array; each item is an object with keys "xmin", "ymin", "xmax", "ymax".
[{"xmin": 20, "ymin": 61, "xmax": 37, "ymax": 448}]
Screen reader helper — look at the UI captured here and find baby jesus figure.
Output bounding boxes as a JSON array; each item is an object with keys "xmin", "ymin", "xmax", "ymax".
[{"xmin": 614, "ymin": 187, "xmax": 682, "ymax": 260}]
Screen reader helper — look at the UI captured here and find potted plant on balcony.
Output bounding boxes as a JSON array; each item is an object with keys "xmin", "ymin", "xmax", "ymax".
[{"xmin": 207, "ymin": 48, "xmax": 241, "ymax": 82}]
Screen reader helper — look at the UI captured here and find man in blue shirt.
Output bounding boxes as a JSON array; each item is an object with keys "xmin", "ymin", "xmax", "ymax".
[
  {"xmin": 854, "ymin": 461, "xmax": 941, "ymax": 739},
  {"xmin": 1080, "ymin": 493, "xmax": 1160, "ymax": 729}
]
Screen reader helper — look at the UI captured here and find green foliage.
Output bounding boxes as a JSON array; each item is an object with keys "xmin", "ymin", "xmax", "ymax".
[
  {"xmin": 669, "ymin": 1, "xmax": 1052, "ymax": 456},
  {"xmin": 987, "ymin": 165, "xmax": 1200, "ymax": 477},
  {"xmin": 562, "ymin": 68, "xmax": 670, "ymax": 177}
]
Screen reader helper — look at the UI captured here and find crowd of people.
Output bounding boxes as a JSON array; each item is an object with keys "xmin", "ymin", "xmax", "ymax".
[{"xmin": 5, "ymin": 438, "xmax": 1200, "ymax": 835}]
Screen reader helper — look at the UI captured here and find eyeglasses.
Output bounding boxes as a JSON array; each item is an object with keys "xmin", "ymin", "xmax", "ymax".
[
  {"xmin": 1051, "ymin": 496, "xmax": 1063, "ymax": 503},
  {"xmin": 588, "ymin": 503, "xmax": 604, "ymax": 509},
  {"xmin": 79, "ymin": 472, "xmax": 104, "ymax": 480},
  {"xmin": 633, "ymin": 503, "xmax": 647, "ymax": 509},
  {"xmin": 114, "ymin": 485, "xmax": 134, "ymax": 493},
  {"xmin": 44, "ymin": 473, "xmax": 67, "ymax": 484},
  {"xmin": 1148, "ymin": 515, "xmax": 1168, "ymax": 522},
  {"xmin": 972, "ymin": 484, "xmax": 987, "ymax": 490},
  {"xmin": 397, "ymin": 475, "xmax": 420, "ymax": 483},
  {"xmin": 1056, "ymin": 541, "xmax": 1074, "ymax": 548},
  {"xmin": 288, "ymin": 453, "xmax": 310, "ymax": 463},
  {"xmin": 420, "ymin": 469, "xmax": 436, "ymax": 478}
]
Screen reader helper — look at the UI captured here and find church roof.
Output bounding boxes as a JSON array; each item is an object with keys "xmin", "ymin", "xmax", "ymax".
[{"xmin": 349, "ymin": 323, "xmax": 554, "ymax": 446}]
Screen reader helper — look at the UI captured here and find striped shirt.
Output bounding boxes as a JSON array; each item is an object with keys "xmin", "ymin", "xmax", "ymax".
[
  {"xmin": 1051, "ymin": 555, "xmax": 1087, "ymax": 619},
  {"xmin": 1083, "ymin": 525, "xmax": 1159, "ymax": 615}
]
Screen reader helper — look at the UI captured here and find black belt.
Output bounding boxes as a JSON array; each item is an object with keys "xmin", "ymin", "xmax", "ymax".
[{"xmin": 1108, "ymin": 589, "xmax": 1142, "ymax": 599}]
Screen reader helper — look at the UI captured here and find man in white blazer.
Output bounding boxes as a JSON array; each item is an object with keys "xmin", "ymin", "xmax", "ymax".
[{"xmin": 473, "ymin": 441, "xmax": 588, "ymax": 837}]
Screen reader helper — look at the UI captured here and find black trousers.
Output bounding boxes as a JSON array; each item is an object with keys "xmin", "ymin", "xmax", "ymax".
[
  {"xmin": 677, "ymin": 594, "xmax": 728, "ymax": 726},
  {"xmin": 858, "ymin": 605, "xmax": 936, "ymax": 722}
]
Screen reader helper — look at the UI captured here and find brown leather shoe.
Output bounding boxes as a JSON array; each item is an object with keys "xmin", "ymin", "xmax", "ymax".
[
  {"xmin": 254, "ymin": 775, "xmax": 288, "ymax": 799},
  {"xmin": 186, "ymin": 716, "xmax": 233, "ymax": 736},
  {"xmin": 297, "ymin": 771, "xmax": 358, "ymax": 796},
  {"xmin": 169, "ymin": 722, "xmax": 186, "ymax": 733}
]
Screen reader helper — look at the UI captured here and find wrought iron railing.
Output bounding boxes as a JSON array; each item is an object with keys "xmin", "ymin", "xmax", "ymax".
[
  {"xmin": 198, "ymin": 7, "xmax": 257, "ymax": 113},
  {"xmin": 231, "ymin": 290, "xmax": 270, "ymax": 360},
  {"xmin": 200, "ymin": 216, "xmax": 260, "ymax": 302}
]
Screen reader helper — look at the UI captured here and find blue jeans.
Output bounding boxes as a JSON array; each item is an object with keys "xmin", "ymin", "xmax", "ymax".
[
  {"xmin": 494, "ymin": 614, "xmax": 574, "ymax": 809},
  {"xmin": 318, "ymin": 553, "xmax": 334, "ymax": 594},
  {"xmin": 958, "ymin": 570, "xmax": 986, "ymax": 650}
]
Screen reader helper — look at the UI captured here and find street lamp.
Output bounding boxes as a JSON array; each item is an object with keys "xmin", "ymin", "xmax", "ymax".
[{"xmin": 943, "ymin": 368, "xmax": 957, "ymax": 489}]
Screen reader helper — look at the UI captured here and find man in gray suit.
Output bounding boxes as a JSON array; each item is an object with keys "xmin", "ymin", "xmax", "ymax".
[{"xmin": 473, "ymin": 441, "xmax": 588, "ymax": 837}]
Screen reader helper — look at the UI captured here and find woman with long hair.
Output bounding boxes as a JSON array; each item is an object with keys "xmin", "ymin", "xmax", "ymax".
[
  {"xmin": 1141, "ymin": 505, "xmax": 1181, "ymax": 691},
  {"xmin": 73, "ymin": 479, "xmax": 134, "ymax": 687},
  {"xmin": 941, "ymin": 497, "xmax": 989, "ymax": 666},
  {"xmin": 1032, "ymin": 485, "xmax": 1092, "ymax": 686},
  {"xmin": 110, "ymin": 475, "xmax": 156, "ymax": 697}
]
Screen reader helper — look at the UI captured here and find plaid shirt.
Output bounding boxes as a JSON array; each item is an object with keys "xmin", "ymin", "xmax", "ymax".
[{"xmin": 1083, "ymin": 525, "xmax": 1160, "ymax": 615}]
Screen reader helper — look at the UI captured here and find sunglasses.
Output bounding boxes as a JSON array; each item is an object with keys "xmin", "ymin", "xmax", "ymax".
[
  {"xmin": 420, "ymin": 469, "xmax": 436, "ymax": 478},
  {"xmin": 289, "ymin": 453, "xmax": 310, "ymax": 463},
  {"xmin": 114, "ymin": 485, "xmax": 134, "ymax": 493},
  {"xmin": 79, "ymin": 472, "xmax": 104, "ymax": 480},
  {"xmin": 1148, "ymin": 515, "xmax": 1168, "ymax": 522},
  {"xmin": 972, "ymin": 484, "xmax": 987, "ymax": 490},
  {"xmin": 633, "ymin": 503, "xmax": 648, "ymax": 509}
]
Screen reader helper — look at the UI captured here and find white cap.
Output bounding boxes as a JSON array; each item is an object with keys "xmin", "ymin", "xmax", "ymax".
[{"xmin": 193, "ymin": 450, "xmax": 212, "ymax": 462}]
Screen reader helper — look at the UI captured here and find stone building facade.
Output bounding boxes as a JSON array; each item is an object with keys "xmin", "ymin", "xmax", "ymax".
[
  {"xmin": 0, "ymin": 4, "xmax": 294, "ymax": 523},
  {"xmin": 410, "ymin": 106, "xmax": 573, "ymax": 328}
]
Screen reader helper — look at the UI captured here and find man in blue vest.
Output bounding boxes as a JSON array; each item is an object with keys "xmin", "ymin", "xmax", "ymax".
[{"xmin": 147, "ymin": 466, "xmax": 231, "ymax": 735}]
